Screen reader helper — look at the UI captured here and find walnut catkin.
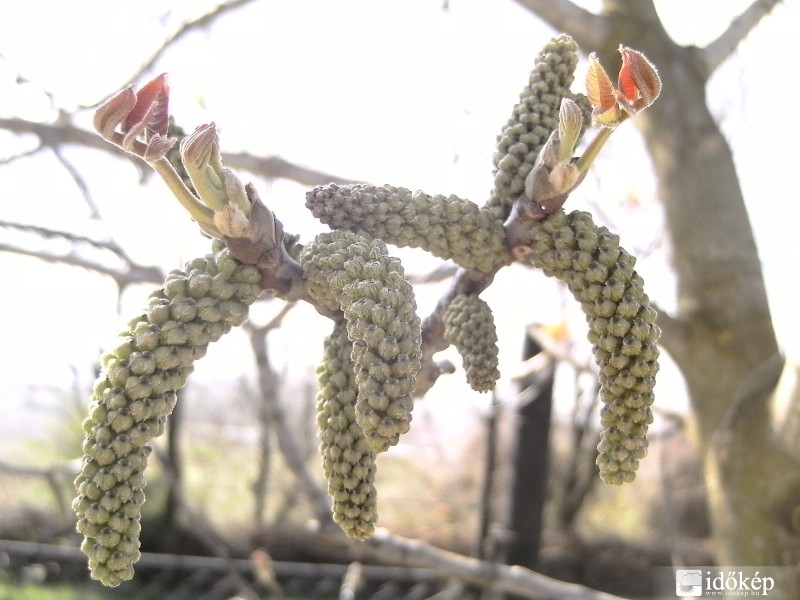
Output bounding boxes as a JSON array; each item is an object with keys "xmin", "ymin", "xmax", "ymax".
[
  {"xmin": 317, "ymin": 320, "xmax": 379, "ymax": 539},
  {"xmin": 487, "ymin": 34, "xmax": 591, "ymax": 220},
  {"xmin": 73, "ymin": 245, "xmax": 261, "ymax": 586},
  {"xmin": 300, "ymin": 230, "xmax": 422, "ymax": 454},
  {"xmin": 306, "ymin": 183, "xmax": 507, "ymax": 273},
  {"xmin": 442, "ymin": 294, "xmax": 501, "ymax": 392},
  {"xmin": 525, "ymin": 210, "xmax": 660, "ymax": 484}
]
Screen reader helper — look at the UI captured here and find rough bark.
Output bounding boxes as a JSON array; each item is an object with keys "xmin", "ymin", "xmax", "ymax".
[{"xmin": 611, "ymin": 9, "xmax": 800, "ymax": 573}]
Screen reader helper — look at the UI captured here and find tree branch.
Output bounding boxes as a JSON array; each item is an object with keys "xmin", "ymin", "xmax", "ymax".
[
  {"xmin": 0, "ymin": 116, "xmax": 359, "ymax": 186},
  {"xmin": 701, "ymin": 0, "xmax": 782, "ymax": 75},
  {"xmin": 652, "ymin": 305, "xmax": 687, "ymax": 364},
  {"xmin": 51, "ymin": 145, "xmax": 101, "ymax": 218},
  {"xmin": 0, "ymin": 116, "xmax": 150, "ymax": 174},
  {"xmin": 244, "ymin": 316, "xmax": 337, "ymax": 530},
  {"xmin": 363, "ymin": 529, "xmax": 627, "ymax": 600},
  {"xmin": 0, "ymin": 146, "xmax": 46, "ymax": 167},
  {"xmin": 121, "ymin": 0, "xmax": 261, "ymax": 91},
  {"xmin": 0, "ymin": 221, "xmax": 164, "ymax": 286},
  {"xmin": 510, "ymin": 0, "xmax": 610, "ymax": 51},
  {"xmin": 224, "ymin": 151, "xmax": 360, "ymax": 187}
]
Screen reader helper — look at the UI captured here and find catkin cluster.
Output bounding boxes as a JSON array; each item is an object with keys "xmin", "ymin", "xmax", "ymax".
[
  {"xmin": 300, "ymin": 230, "xmax": 422, "ymax": 454},
  {"xmin": 73, "ymin": 246, "xmax": 262, "ymax": 586},
  {"xmin": 442, "ymin": 294, "xmax": 501, "ymax": 392},
  {"xmin": 525, "ymin": 210, "xmax": 660, "ymax": 485},
  {"xmin": 305, "ymin": 184, "xmax": 507, "ymax": 273},
  {"xmin": 317, "ymin": 321, "xmax": 378, "ymax": 540},
  {"xmin": 487, "ymin": 34, "xmax": 591, "ymax": 220}
]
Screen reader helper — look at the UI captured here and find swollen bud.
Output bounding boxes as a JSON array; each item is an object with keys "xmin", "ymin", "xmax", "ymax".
[{"xmin": 557, "ymin": 98, "xmax": 584, "ymax": 163}]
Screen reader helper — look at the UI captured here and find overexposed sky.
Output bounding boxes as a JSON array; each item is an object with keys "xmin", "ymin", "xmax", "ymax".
[{"xmin": 1, "ymin": 0, "xmax": 799, "ymax": 455}]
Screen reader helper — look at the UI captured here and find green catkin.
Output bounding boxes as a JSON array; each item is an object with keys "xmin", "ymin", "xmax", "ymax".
[
  {"xmin": 317, "ymin": 321, "xmax": 379, "ymax": 539},
  {"xmin": 486, "ymin": 34, "xmax": 592, "ymax": 220},
  {"xmin": 525, "ymin": 210, "xmax": 660, "ymax": 485},
  {"xmin": 442, "ymin": 295, "xmax": 501, "ymax": 393},
  {"xmin": 73, "ymin": 244, "xmax": 262, "ymax": 586},
  {"xmin": 305, "ymin": 184, "xmax": 507, "ymax": 273},
  {"xmin": 300, "ymin": 230, "xmax": 422, "ymax": 453}
]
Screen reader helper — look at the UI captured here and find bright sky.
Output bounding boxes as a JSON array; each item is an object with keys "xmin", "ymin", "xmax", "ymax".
[{"xmin": 2, "ymin": 0, "xmax": 799, "ymax": 456}]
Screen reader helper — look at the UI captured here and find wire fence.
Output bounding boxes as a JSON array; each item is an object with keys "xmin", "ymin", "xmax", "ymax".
[{"xmin": 0, "ymin": 538, "xmax": 471, "ymax": 600}]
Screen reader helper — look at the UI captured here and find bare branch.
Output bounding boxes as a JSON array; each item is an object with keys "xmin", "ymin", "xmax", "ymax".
[
  {"xmin": 0, "ymin": 221, "xmax": 163, "ymax": 286},
  {"xmin": 406, "ymin": 262, "xmax": 457, "ymax": 285},
  {"xmin": 0, "ymin": 243, "xmax": 162, "ymax": 287},
  {"xmin": 0, "ymin": 220, "xmax": 119, "ymax": 252},
  {"xmin": 519, "ymin": 323, "xmax": 594, "ymax": 375},
  {"xmin": 0, "ymin": 146, "xmax": 45, "ymax": 166},
  {"xmin": 510, "ymin": 0, "xmax": 609, "ymax": 51},
  {"xmin": 51, "ymin": 146, "xmax": 100, "ymax": 219},
  {"xmin": 652, "ymin": 304, "xmax": 687, "ymax": 361},
  {"xmin": 701, "ymin": 0, "xmax": 782, "ymax": 75},
  {"xmin": 0, "ymin": 459, "xmax": 79, "ymax": 517},
  {"xmin": 0, "ymin": 115, "xmax": 151, "ymax": 176},
  {"xmin": 246, "ymin": 301, "xmax": 296, "ymax": 335},
  {"xmin": 121, "ymin": 0, "xmax": 260, "ymax": 90},
  {"xmin": 0, "ymin": 458, "xmax": 78, "ymax": 478},
  {"xmin": 363, "ymin": 528, "xmax": 627, "ymax": 600},
  {"xmin": 224, "ymin": 151, "xmax": 361, "ymax": 187},
  {"xmin": 244, "ymin": 318, "xmax": 336, "ymax": 529},
  {"xmin": 0, "ymin": 116, "xmax": 359, "ymax": 187}
]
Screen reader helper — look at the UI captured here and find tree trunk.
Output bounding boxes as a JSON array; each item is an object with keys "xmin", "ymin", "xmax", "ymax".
[{"xmin": 609, "ymin": 11, "xmax": 800, "ymax": 571}]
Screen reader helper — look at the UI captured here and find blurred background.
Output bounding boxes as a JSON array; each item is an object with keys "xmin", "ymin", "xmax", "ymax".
[{"xmin": 1, "ymin": 0, "xmax": 798, "ymax": 598}]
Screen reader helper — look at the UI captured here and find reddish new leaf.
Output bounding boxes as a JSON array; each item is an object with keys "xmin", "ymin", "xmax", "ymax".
[
  {"xmin": 124, "ymin": 73, "xmax": 170, "ymax": 137},
  {"xmin": 618, "ymin": 47, "xmax": 661, "ymax": 107}
]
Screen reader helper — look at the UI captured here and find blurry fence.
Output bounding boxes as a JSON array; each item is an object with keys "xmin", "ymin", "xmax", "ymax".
[{"xmin": 0, "ymin": 538, "xmax": 466, "ymax": 600}]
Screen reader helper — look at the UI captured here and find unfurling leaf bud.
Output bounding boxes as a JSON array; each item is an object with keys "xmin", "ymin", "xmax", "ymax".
[
  {"xmin": 122, "ymin": 73, "xmax": 169, "ymax": 139},
  {"xmin": 618, "ymin": 46, "xmax": 661, "ymax": 110},
  {"xmin": 557, "ymin": 98, "xmax": 583, "ymax": 163},
  {"xmin": 74, "ymin": 245, "xmax": 262, "ymax": 586},
  {"xmin": 443, "ymin": 295, "xmax": 501, "ymax": 392},
  {"xmin": 586, "ymin": 53, "xmax": 622, "ymax": 128},
  {"xmin": 586, "ymin": 46, "xmax": 661, "ymax": 127}
]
